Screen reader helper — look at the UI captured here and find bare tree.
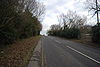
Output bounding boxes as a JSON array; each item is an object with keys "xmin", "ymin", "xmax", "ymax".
[
  {"xmin": 50, "ymin": 24, "xmax": 61, "ymax": 31},
  {"xmin": 85, "ymin": 0, "xmax": 100, "ymax": 23},
  {"xmin": 24, "ymin": 0, "xmax": 45, "ymax": 20},
  {"xmin": 58, "ymin": 10, "xmax": 87, "ymax": 29}
]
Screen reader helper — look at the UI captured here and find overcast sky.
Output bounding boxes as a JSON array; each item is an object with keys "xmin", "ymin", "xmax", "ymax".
[{"xmin": 40, "ymin": 0, "xmax": 97, "ymax": 35}]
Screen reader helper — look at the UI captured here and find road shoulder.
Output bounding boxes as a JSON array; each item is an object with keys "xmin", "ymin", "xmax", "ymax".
[{"xmin": 27, "ymin": 39, "xmax": 42, "ymax": 67}]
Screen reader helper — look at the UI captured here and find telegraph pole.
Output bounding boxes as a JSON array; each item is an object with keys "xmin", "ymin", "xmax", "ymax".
[{"xmin": 96, "ymin": 0, "xmax": 99, "ymax": 23}]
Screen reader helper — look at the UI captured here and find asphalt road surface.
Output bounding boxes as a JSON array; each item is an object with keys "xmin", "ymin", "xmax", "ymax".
[{"xmin": 41, "ymin": 36, "xmax": 100, "ymax": 67}]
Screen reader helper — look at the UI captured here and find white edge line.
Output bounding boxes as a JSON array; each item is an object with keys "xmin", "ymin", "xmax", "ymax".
[
  {"xmin": 66, "ymin": 46, "xmax": 100, "ymax": 64},
  {"xmin": 54, "ymin": 39, "xmax": 100, "ymax": 64},
  {"xmin": 41, "ymin": 38, "xmax": 47, "ymax": 67}
]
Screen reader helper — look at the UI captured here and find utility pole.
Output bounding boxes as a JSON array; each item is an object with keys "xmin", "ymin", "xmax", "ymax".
[{"xmin": 96, "ymin": 0, "xmax": 99, "ymax": 23}]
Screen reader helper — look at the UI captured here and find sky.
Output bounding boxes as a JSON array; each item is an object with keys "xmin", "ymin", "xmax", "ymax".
[{"xmin": 39, "ymin": 0, "xmax": 97, "ymax": 35}]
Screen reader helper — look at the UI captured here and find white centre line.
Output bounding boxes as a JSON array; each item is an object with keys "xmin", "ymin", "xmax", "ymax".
[
  {"xmin": 55, "ymin": 40, "xmax": 62, "ymax": 44},
  {"xmin": 66, "ymin": 46, "xmax": 100, "ymax": 64}
]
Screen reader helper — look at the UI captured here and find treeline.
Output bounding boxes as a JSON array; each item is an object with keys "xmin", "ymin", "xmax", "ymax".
[
  {"xmin": 48, "ymin": 10, "xmax": 87, "ymax": 39},
  {"xmin": 48, "ymin": 26, "xmax": 80, "ymax": 39},
  {"xmin": 48, "ymin": 10, "xmax": 100, "ymax": 44},
  {"xmin": 0, "ymin": 0, "xmax": 45, "ymax": 44}
]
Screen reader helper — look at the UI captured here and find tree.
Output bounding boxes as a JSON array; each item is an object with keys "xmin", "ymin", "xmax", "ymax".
[
  {"xmin": 24, "ymin": 0, "xmax": 45, "ymax": 20},
  {"xmin": 85, "ymin": 0, "xmax": 100, "ymax": 43},
  {"xmin": 0, "ymin": 0, "xmax": 45, "ymax": 44},
  {"xmin": 48, "ymin": 10, "xmax": 87, "ymax": 39},
  {"xmin": 85, "ymin": 0, "xmax": 100, "ymax": 23},
  {"xmin": 58, "ymin": 10, "xmax": 87, "ymax": 29}
]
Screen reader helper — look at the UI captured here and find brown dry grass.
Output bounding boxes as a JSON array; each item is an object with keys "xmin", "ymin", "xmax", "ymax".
[{"xmin": 0, "ymin": 36, "xmax": 41, "ymax": 67}]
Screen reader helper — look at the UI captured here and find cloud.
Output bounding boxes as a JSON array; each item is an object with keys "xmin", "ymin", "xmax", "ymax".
[{"xmin": 40, "ymin": 0, "xmax": 93, "ymax": 35}]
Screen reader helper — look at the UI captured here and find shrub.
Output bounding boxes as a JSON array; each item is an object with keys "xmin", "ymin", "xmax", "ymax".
[
  {"xmin": 48, "ymin": 27, "xmax": 80, "ymax": 39},
  {"xmin": 61, "ymin": 28, "xmax": 80, "ymax": 39},
  {"xmin": 92, "ymin": 23, "xmax": 100, "ymax": 43}
]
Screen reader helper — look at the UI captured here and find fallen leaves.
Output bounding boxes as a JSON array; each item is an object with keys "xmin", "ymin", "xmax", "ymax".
[{"xmin": 0, "ymin": 36, "xmax": 41, "ymax": 67}]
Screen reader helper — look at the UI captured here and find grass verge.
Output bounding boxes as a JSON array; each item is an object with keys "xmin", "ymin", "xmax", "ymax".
[{"xmin": 0, "ymin": 36, "xmax": 41, "ymax": 67}]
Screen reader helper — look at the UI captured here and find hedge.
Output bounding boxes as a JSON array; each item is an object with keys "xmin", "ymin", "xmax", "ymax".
[{"xmin": 92, "ymin": 23, "xmax": 100, "ymax": 43}]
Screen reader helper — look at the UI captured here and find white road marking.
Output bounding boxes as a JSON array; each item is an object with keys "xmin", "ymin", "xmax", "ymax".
[
  {"xmin": 55, "ymin": 40, "xmax": 62, "ymax": 44},
  {"xmin": 54, "ymin": 40, "xmax": 100, "ymax": 64},
  {"xmin": 66, "ymin": 46, "xmax": 100, "ymax": 64},
  {"xmin": 48, "ymin": 37, "xmax": 62, "ymax": 44}
]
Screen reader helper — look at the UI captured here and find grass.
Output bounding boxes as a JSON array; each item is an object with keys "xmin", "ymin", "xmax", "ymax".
[{"xmin": 0, "ymin": 36, "xmax": 41, "ymax": 67}]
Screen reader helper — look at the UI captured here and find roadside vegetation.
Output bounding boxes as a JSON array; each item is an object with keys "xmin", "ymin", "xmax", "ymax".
[
  {"xmin": 0, "ymin": 0, "xmax": 45, "ymax": 66},
  {"xmin": 0, "ymin": 0, "xmax": 45, "ymax": 45},
  {"xmin": 48, "ymin": 10, "xmax": 87, "ymax": 39},
  {"xmin": 48, "ymin": 0, "xmax": 100, "ymax": 44},
  {"xmin": 92, "ymin": 23, "xmax": 100, "ymax": 43},
  {"xmin": 0, "ymin": 36, "xmax": 41, "ymax": 67}
]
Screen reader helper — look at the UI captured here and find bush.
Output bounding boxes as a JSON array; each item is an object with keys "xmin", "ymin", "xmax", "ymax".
[
  {"xmin": 0, "ymin": 0, "xmax": 43, "ymax": 45},
  {"xmin": 48, "ymin": 27, "xmax": 80, "ymax": 39},
  {"xmin": 92, "ymin": 23, "xmax": 100, "ymax": 43},
  {"xmin": 61, "ymin": 28, "xmax": 80, "ymax": 39}
]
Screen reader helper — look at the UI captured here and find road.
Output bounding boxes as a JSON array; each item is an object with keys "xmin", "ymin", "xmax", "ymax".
[{"xmin": 41, "ymin": 36, "xmax": 100, "ymax": 67}]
